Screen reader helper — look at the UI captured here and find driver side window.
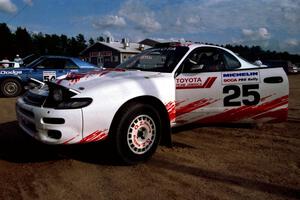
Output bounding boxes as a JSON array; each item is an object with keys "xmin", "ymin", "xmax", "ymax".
[
  {"xmin": 181, "ymin": 47, "xmax": 225, "ymax": 73},
  {"xmin": 36, "ymin": 58, "xmax": 65, "ymax": 69}
]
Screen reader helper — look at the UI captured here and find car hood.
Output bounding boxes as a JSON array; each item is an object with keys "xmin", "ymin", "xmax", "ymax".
[{"xmin": 56, "ymin": 68, "xmax": 170, "ymax": 92}]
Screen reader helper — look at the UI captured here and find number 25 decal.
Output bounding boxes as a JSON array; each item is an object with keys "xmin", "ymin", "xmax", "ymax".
[{"xmin": 223, "ymin": 84, "xmax": 260, "ymax": 107}]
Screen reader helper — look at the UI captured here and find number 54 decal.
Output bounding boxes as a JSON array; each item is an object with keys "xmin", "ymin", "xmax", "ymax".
[
  {"xmin": 223, "ymin": 84, "xmax": 260, "ymax": 107},
  {"xmin": 43, "ymin": 71, "xmax": 56, "ymax": 82}
]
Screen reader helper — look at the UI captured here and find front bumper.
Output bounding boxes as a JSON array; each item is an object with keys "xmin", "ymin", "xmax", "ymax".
[{"xmin": 16, "ymin": 97, "xmax": 83, "ymax": 144}]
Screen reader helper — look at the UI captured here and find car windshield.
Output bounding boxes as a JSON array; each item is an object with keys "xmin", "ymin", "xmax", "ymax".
[
  {"xmin": 118, "ymin": 47, "xmax": 189, "ymax": 73},
  {"xmin": 26, "ymin": 57, "xmax": 44, "ymax": 68},
  {"xmin": 22, "ymin": 54, "xmax": 40, "ymax": 66}
]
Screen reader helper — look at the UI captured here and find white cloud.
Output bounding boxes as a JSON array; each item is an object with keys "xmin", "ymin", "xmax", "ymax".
[
  {"xmin": 279, "ymin": 0, "xmax": 300, "ymax": 23},
  {"xmin": 92, "ymin": 15, "xmax": 126, "ymax": 29},
  {"xmin": 285, "ymin": 39, "xmax": 299, "ymax": 47},
  {"xmin": 258, "ymin": 28, "xmax": 270, "ymax": 40},
  {"xmin": 84, "ymin": 0, "xmax": 299, "ymax": 53},
  {"xmin": 119, "ymin": 0, "xmax": 161, "ymax": 33},
  {"xmin": 232, "ymin": 27, "xmax": 273, "ymax": 50},
  {"xmin": 242, "ymin": 27, "xmax": 271, "ymax": 41},
  {"xmin": 0, "ymin": 0, "xmax": 17, "ymax": 13},
  {"xmin": 279, "ymin": 38, "xmax": 300, "ymax": 54},
  {"xmin": 186, "ymin": 15, "xmax": 201, "ymax": 25},
  {"xmin": 242, "ymin": 29, "xmax": 254, "ymax": 37},
  {"xmin": 159, "ymin": 0, "xmax": 300, "ymax": 34},
  {"xmin": 136, "ymin": 15, "xmax": 161, "ymax": 33},
  {"xmin": 23, "ymin": 0, "xmax": 33, "ymax": 6}
]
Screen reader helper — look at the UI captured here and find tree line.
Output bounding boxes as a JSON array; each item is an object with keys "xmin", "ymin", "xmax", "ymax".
[
  {"xmin": 0, "ymin": 23, "xmax": 299, "ymax": 64},
  {"xmin": 224, "ymin": 44, "xmax": 300, "ymax": 64},
  {"xmin": 0, "ymin": 23, "xmax": 87, "ymax": 60}
]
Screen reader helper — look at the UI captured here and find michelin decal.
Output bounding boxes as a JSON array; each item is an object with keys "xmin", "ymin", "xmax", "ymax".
[{"xmin": 222, "ymin": 71, "xmax": 260, "ymax": 85}]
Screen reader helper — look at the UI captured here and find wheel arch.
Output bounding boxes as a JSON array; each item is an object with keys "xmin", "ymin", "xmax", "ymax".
[
  {"xmin": 0, "ymin": 76, "xmax": 23, "ymax": 84},
  {"xmin": 109, "ymin": 95, "xmax": 172, "ymax": 147}
]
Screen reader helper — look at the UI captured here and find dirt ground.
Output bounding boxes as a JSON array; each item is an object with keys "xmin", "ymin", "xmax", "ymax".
[{"xmin": 0, "ymin": 75, "xmax": 299, "ymax": 200}]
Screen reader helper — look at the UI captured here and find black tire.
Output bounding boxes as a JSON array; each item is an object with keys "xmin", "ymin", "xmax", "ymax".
[
  {"xmin": 0, "ymin": 79, "xmax": 22, "ymax": 97},
  {"xmin": 112, "ymin": 103, "xmax": 162, "ymax": 165}
]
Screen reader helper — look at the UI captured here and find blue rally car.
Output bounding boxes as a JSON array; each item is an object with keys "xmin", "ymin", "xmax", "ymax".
[{"xmin": 0, "ymin": 56, "xmax": 98, "ymax": 97}]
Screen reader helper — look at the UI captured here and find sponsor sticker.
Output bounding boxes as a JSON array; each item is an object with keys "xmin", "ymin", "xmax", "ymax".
[
  {"xmin": 221, "ymin": 71, "xmax": 260, "ymax": 85},
  {"xmin": 0, "ymin": 70, "xmax": 22, "ymax": 75},
  {"xmin": 176, "ymin": 76, "xmax": 217, "ymax": 89},
  {"xmin": 43, "ymin": 71, "xmax": 56, "ymax": 82}
]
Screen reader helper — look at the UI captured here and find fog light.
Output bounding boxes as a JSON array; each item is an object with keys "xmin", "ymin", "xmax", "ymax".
[
  {"xmin": 53, "ymin": 89, "xmax": 63, "ymax": 102},
  {"xmin": 48, "ymin": 130, "xmax": 62, "ymax": 139}
]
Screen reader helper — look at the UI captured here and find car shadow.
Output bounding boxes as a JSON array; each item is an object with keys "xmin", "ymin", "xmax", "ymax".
[
  {"xmin": 171, "ymin": 122, "xmax": 254, "ymax": 134},
  {"xmin": 0, "ymin": 121, "xmax": 258, "ymax": 165},
  {"xmin": 150, "ymin": 159, "xmax": 300, "ymax": 199},
  {"xmin": 0, "ymin": 121, "xmax": 119, "ymax": 165}
]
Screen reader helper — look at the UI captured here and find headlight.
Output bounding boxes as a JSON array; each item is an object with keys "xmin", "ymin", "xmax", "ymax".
[
  {"xmin": 53, "ymin": 89, "xmax": 63, "ymax": 102},
  {"xmin": 43, "ymin": 82, "xmax": 92, "ymax": 109},
  {"xmin": 56, "ymin": 98, "xmax": 92, "ymax": 109}
]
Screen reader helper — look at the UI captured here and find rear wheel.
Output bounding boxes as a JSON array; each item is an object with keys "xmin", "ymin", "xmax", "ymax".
[
  {"xmin": 0, "ymin": 79, "xmax": 22, "ymax": 97},
  {"xmin": 112, "ymin": 103, "xmax": 162, "ymax": 164}
]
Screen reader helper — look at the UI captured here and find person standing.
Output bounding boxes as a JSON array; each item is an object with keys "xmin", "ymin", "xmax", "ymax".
[
  {"xmin": 14, "ymin": 54, "xmax": 23, "ymax": 65},
  {"xmin": 1, "ymin": 57, "xmax": 10, "ymax": 68}
]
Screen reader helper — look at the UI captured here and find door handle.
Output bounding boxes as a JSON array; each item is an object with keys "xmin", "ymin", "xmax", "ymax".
[{"xmin": 264, "ymin": 76, "xmax": 283, "ymax": 83}]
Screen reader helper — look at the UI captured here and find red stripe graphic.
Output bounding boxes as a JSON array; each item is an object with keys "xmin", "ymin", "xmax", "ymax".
[
  {"xmin": 165, "ymin": 101, "xmax": 176, "ymax": 121},
  {"xmin": 176, "ymin": 77, "xmax": 217, "ymax": 89},
  {"xmin": 201, "ymin": 77, "xmax": 216, "ymax": 88},
  {"xmin": 165, "ymin": 98, "xmax": 219, "ymax": 121},
  {"xmin": 196, "ymin": 95, "xmax": 288, "ymax": 123},
  {"xmin": 79, "ymin": 129, "xmax": 108, "ymax": 144},
  {"xmin": 57, "ymin": 68, "xmax": 126, "ymax": 85},
  {"xmin": 205, "ymin": 77, "xmax": 218, "ymax": 88},
  {"xmin": 253, "ymin": 108, "xmax": 288, "ymax": 123},
  {"xmin": 176, "ymin": 98, "xmax": 218, "ymax": 117},
  {"xmin": 63, "ymin": 134, "xmax": 80, "ymax": 144}
]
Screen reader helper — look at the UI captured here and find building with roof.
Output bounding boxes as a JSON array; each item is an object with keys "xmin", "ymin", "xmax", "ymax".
[
  {"xmin": 80, "ymin": 38, "xmax": 150, "ymax": 68},
  {"xmin": 139, "ymin": 38, "xmax": 161, "ymax": 47},
  {"xmin": 139, "ymin": 38, "xmax": 186, "ymax": 47}
]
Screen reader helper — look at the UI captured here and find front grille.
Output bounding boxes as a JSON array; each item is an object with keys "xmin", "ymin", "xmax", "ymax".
[
  {"xmin": 16, "ymin": 104, "xmax": 37, "ymax": 133},
  {"xmin": 23, "ymin": 91, "xmax": 47, "ymax": 107},
  {"xmin": 18, "ymin": 106, "xmax": 34, "ymax": 118},
  {"xmin": 22, "ymin": 120, "xmax": 37, "ymax": 133}
]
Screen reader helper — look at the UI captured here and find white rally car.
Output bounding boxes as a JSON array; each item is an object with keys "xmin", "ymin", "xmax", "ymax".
[{"xmin": 16, "ymin": 43, "xmax": 289, "ymax": 164}]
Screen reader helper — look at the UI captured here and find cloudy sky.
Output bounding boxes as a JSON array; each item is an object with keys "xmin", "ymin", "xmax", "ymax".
[{"xmin": 0, "ymin": 0, "xmax": 299, "ymax": 54}]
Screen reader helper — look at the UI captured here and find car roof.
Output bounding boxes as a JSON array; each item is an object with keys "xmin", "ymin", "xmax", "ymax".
[
  {"xmin": 25, "ymin": 55, "xmax": 97, "ymax": 68},
  {"xmin": 38, "ymin": 55, "xmax": 78, "ymax": 60},
  {"xmin": 154, "ymin": 42, "xmax": 236, "ymax": 54}
]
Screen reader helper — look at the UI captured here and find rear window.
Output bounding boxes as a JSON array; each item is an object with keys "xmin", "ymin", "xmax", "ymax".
[{"xmin": 223, "ymin": 51, "xmax": 241, "ymax": 70}]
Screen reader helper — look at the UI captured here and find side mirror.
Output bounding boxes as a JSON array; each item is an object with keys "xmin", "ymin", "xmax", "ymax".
[{"xmin": 254, "ymin": 60, "xmax": 263, "ymax": 67}]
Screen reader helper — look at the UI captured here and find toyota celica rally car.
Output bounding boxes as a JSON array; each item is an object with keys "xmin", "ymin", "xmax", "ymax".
[{"xmin": 16, "ymin": 43, "xmax": 289, "ymax": 164}]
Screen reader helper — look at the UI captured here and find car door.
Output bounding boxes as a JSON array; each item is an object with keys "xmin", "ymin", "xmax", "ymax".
[
  {"xmin": 216, "ymin": 49, "xmax": 287, "ymax": 123},
  {"xmin": 33, "ymin": 58, "xmax": 67, "ymax": 82},
  {"xmin": 175, "ymin": 47, "xmax": 224, "ymax": 124},
  {"xmin": 217, "ymin": 49, "xmax": 262, "ymax": 123},
  {"xmin": 175, "ymin": 46, "xmax": 288, "ymax": 125}
]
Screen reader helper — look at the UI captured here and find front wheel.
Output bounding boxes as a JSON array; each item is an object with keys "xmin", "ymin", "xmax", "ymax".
[
  {"xmin": 0, "ymin": 79, "xmax": 22, "ymax": 97},
  {"xmin": 112, "ymin": 103, "xmax": 162, "ymax": 164}
]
